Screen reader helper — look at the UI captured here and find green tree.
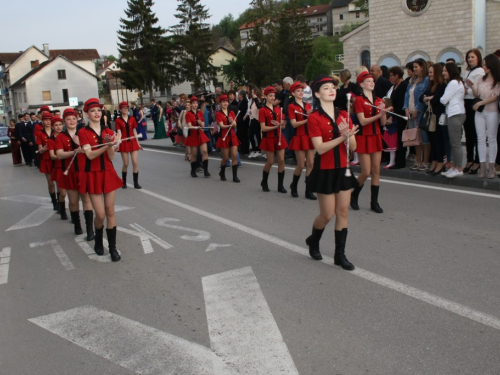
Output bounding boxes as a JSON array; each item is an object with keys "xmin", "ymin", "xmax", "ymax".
[
  {"xmin": 304, "ymin": 55, "xmax": 332, "ymax": 81},
  {"xmin": 116, "ymin": 0, "xmax": 175, "ymax": 99},
  {"xmin": 171, "ymin": 0, "xmax": 217, "ymax": 89},
  {"xmin": 221, "ymin": 52, "xmax": 248, "ymax": 86},
  {"xmin": 353, "ymin": 0, "xmax": 369, "ymax": 16}
]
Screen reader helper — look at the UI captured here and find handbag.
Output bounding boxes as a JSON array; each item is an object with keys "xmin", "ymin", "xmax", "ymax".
[
  {"xmin": 419, "ymin": 104, "xmax": 436, "ymax": 132},
  {"xmin": 472, "ymin": 98, "xmax": 485, "ymax": 113},
  {"xmin": 402, "ymin": 126, "xmax": 422, "ymax": 147}
]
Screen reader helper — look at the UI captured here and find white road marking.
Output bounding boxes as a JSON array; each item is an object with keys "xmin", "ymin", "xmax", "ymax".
[
  {"xmin": 29, "ymin": 305, "xmax": 225, "ymax": 375},
  {"xmin": 6, "ymin": 206, "xmax": 56, "ymax": 231},
  {"xmin": 75, "ymin": 234, "xmax": 112, "ymax": 262},
  {"xmin": 205, "ymin": 243, "xmax": 232, "ymax": 252},
  {"xmin": 156, "ymin": 218, "xmax": 211, "ymax": 241},
  {"xmin": 144, "ymin": 148, "xmax": 500, "ymax": 199},
  {"xmin": 30, "ymin": 240, "xmax": 75, "ymax": 271},
  {"xmin": 118, "ymin": 224, "xmax": 172, "ymax": 254},
  {"xmin": 1, "ymin": 195, "xmax": 52, "ymax": 205},
  {"xmin": 0, "ymin": 247, "xmax": 11, "ymax": 285},
  {"xmin": 135, "ymin": 186, "xmax": 500, "ymax": 331},
  {"xmin": 203, "ymin": 266, "xmax": 299, "ymax": 374}
]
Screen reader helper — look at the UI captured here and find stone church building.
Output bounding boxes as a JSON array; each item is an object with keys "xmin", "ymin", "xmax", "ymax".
[{"xmin": 340, "ymin": 0, "xmax": 500, "ymax": 72}]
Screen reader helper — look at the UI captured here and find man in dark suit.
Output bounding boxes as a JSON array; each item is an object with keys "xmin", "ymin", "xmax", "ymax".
[
  {"xmin": 150, "ymin": 98, "xmax": 158, "ymax": 134},
  {"xmin": 15, "ymin": 113, "xmax": 34, "ymax": 166},
  {"xmin": 371, "ymin": 64, "xmax": 392, "ymax": 99}
]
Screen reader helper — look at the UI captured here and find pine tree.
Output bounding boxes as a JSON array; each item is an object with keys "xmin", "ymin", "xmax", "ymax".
[
  {"xmin": 171, "ymin": 0, "xmax": 217, "ymax": 89},
  {"xmin": 116, "ymin": 0, "xmax": 175, "ymax": 99}
]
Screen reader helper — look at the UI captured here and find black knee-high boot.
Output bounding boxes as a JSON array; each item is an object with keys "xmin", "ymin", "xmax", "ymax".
[
  {"xmin": 84, "ymin": 210, "xmax": 95, "ymax": 241},
  {"xmin": 94, "ymin": 227, "xmax": 104, "ymax": 256},
  {"xmin": 290, "ymin": 174, "xmax": 300, "ymax": 198},
  {"xmin": 70, "ymin": 211, "xmax": 83, "ymax": 235},
  {"xmin": 59, "ymin": 200, "xmax": 68, "ymax": 220},
  {"xmin": 219, "ymin": 165, "xmax": 227, "ymax": 181},
  {"xmin": 203, "ymin": 159, "xmax": 210, "ymax": 177},
  {"xmin": 133, "ymin": 172, "xmax": 142, "ymax": 189},
  {"xmin": 277, "ymin": 171, "xmax": 287, "ymax": 193},
  {"xmin": 106, "ymin": 226, "xmax": 121, "ymax": 262},
  {"xmin": 50, "ymin": 193, "xmax": 58, "ymax": 211},
  {"xmin": 232, "ymin": 165, "xmax": 240, "ymax": 183},
  {"xmin": 305, "ymin": 226, "xmax": 324, "ymax": 260},
  {"xmin": 305, "ymin": 176, "xmax": 317, "ymax": 200},
  {"xmin": 334, "ymin": 228, "xmax": 354, "ymax": 271},
  {"xmin": 350, "ymin": 184, "xmax": 363, "ymax": 210},
  {"xmin": 261, "ymin": 170, "xmax": 270, "ymax": 192},
  {"xmin": 56, "ymin": 192, "xmax": 60, "ymax": 213},
  {"xmin": 370, "ymin": 185, "xmax": 383, "ymax": 213},
  {"xmin": 122, "ymin": 172, "xmax": 127, "ymax": 188},
  {"xmin": 190, "ymin": 162, "xmax": 198, "ymax": 178}
]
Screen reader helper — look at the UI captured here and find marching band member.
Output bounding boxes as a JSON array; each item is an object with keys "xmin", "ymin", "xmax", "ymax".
[
  {"xmin": 216, "ymin": 94, "xmax": 240, "ymax": 183},
  {"xmin": 351, "ymin": 71, "xmax": 388, "ymax": 213},
  {"xmin": 56, "ymin": 108, "xmax": 95, "ymax": 240},
  {"xmin": 287, "ymin": 81, "xmax": 316, "ymax": 200},
  {"xmin": 184, "ymin": 97, "xmax": 211, "ymax": 178},
  {"xmin": 115, "ymin": 101, "xmax": 143, "ymax": 189},
  {"xmin": 259, "ymin": 86, "xmax": 288, "ymax": 193},
  {"xmin": 48, "ymin": 116, "xmax": 68, "ymax": 220},
  {"xmin": 37, "ymin": 112, "xmax": 58, "ymax": 211},
  {"xmin": 78, "ymin": 98, "xmax": 123, "ymax": 262},
  {"xmin": 306, "ymin": 74, "xmax": 359, "ymax": 270}
]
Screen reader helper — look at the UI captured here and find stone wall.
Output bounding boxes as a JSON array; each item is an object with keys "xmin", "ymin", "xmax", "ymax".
[
  {"xmin": 341, "ymin": 23, "xmax": 370, "ymax": 74},
  {"xmin": 486, "ymin": 0, "xmax": 500, "ymax": 54}
]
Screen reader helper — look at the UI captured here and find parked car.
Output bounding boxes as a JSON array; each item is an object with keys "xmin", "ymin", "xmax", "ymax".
[{"xmin": 0, "ymin": 126, "xmax": 12, "ymax": 153}]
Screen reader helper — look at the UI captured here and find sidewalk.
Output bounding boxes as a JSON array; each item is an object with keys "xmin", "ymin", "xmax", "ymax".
[{"xmin": 140, "ymin": 134, "xmax": 500, "ymax": 193}]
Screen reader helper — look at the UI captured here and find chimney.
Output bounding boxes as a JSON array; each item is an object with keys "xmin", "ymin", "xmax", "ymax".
[{"xmin": 42, "ymin": 43, "xmax": 49, "ymax": 57}]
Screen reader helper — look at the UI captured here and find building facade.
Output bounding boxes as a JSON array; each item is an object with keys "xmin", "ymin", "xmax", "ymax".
[{"xmin": 330, "ymin": 0, "xmax": 368, "ymax": 36}]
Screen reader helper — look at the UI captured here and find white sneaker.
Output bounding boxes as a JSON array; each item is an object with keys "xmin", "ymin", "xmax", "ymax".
[
  {"xmin": 441, "ymin": 168, "xmax": 452, "ymax": 176},
  {"xmin": 254, "ymin": 151, "xmax": 262, "ymax": 157},
  {"xmin": 248, "ymin": 152, "xmax": 256, "ymax": 158},
  {"xmin": 261, "ymin": 153, "xmax": 266, "ymax": 159},
  {"xmin": 446, "ymin": 169, "xmax": 463, "ymax": 178}
]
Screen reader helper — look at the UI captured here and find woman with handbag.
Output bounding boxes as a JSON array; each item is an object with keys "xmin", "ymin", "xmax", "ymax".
[
  {"xmin": 403, "ymin": 59, "xmax": 430, "ymax": 171},
  {"xmin": 440, "ymin": 63, "xmax": 466, "ymax": 178},
  {"xmin": 465, "ymin": 54, "xmax": 500, "ymax": 179},
  {"xmin": 351, "ymin": 71, "xmax": 388, "ymax": 214},
  {"xmin": 420, "ymin": 64, "xmax": 447, "ymax": 175}
]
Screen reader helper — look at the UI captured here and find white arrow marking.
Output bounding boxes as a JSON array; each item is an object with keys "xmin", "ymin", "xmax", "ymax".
[
  {"xmin": 29, "ymin": 305, "xmax": 225, "ymax": 375},
  {"xmin": 0, "ymin": 247, "xmax": 11, "ymax": 285},
  {"xmin": 205, "ymin": 243, "xmax": 232, "ymax": 252},
  {"xmin": 156, "ymin": 218, "xmax": 210, "ymax": 241},
  {"xmin": 75, "ymin": 234, "xmax": 112, "ymax": 262},
  {"xmin": 202, "ymin": 266, "xmax": 299, "ymax": 374},
  {"xmin": 118, "ymin": 223, "xmax": 172, "ymax": 254},
  {"xmin": 6, "ymin": 206, "xmax": 56, "ymax": 231},
  {"xmin": 30, "ymin": 240, "xmax": 74, "ymax": 271}
]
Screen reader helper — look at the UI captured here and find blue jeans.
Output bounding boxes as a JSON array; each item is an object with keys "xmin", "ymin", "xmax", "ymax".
[{"xmin": 226, "ymin": 152, "xmax": 241, "ymax": 166}]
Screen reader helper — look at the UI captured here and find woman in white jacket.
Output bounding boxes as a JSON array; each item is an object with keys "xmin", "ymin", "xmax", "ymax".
[{"xmin": 440, "ymin": 63, "xmax": 466, "ymax": 178}]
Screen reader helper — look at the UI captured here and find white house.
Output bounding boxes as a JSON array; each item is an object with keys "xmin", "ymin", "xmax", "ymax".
[
  {"xmin": 330, "ymin": 0, "xmax": 368, "ymax": 36},
  {"xmin": 9, "ymin": 55, "xmax": 98, "ymax": 113}
]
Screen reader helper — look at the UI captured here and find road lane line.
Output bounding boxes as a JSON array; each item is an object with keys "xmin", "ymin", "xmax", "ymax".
[
  {"xmin": 134, "ymin": 186, "xmax": 500, "ymax": 331},
  {"xmin": 6, "ymin": 206, "xmax": 57, "ymax": 231},
  {"xmin": 29, "ymin": 305, "xmax": 224, "ymax": 375},
  {"xmin": 30, "ymin": 240, "xmax": 75, "ymax": 271},
  {"xmin": 203, "ymin": 266, "xmax": 299, "ymax": 374},
  {"xmin": 0, "ymin": 247, "xmax": 11, "ymax": 285},
  {"xmin": 143, "ymin": 148, "xmax": 500, "ymax": 199}
]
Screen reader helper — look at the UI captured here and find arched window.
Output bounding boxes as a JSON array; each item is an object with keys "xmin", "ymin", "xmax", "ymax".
[
  {"xmin": 379, "ymin": 55, "xmax": 401, "ymax": 68},
  {"xmin": 361, "ymin": 50, "xmax": 371, "ymax": 69},
  {"xmin": 406, "ymin": 51, "xmax": 430, "ymax": 63},
  {"xmin": 437, "ymin": 50, "xmax": 463, "ymax": 64}
]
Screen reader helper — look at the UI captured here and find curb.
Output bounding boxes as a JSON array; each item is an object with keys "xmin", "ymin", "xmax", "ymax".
[{"xmin": 141, "ymin": 143, "xmax": 500, "ymax": 193}]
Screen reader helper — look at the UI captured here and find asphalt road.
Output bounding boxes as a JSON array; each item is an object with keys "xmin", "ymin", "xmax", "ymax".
[{"xmin": 0, "ymin": 148, "xmax": 499, "ymax": 375}]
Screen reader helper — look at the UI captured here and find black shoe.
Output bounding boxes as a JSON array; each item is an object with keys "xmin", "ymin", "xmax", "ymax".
[
  {"xmin": 334, "ymin": 229, "xmax": 354, "ymax": 271},
  {"xmin": 232, "ymin": 165, "xmax": 240, "ymax": 183},
  {"xmin": 133, "ymin": 172, "xmax": 142, "ymax": 189},
  {"xmin": 290, "ymin": 174, "xmax": 300, "ymax": 198},
  {"xmin": 261, "ymin": 171, "xmax": 270, "ymax": 192},
  {"xmin": 370, "ymin": 185, "xmax": 383, "ymax": 213},
  {"xmin": 203, "ymin": 159, "xmax": 210, "ymax": 177},
  {"xmin": 59, "ymin": 200, "xmax": 68, "ymax": 220},
  {"xmin": 70, "ymin": 211, "xmax": 83, "ymax": 235},
  {"xmin": 350, "ymin": 184, "xmax": 363, "ymax": 210},
  {"xmin": 84, "ymin": 210, "xmax": 95, "ymax": 241},
  {"xmin": 50, "ymin": 193, "xmax": 58, "ymax": 211},
  {"xmin": 190, "ymin": 162, "xmax": 198, "ymax": 178},
  {"xmin": 305, "ymin": 227, "xmax": 324, "ymax": 260},
  {"xmin": 277, "ymin": 171, "xmax": 287, "ymax": 193},
  {"xmin": 94, "ymin": 227, "xmax": 104, "ymax": 256},
  {"xmin": 122, "ymin": 172, "xmax": 127, "ymax": 188},
  {"xmin": 370, "ymin": 202, "xmax": 384, "ymax": 214},
  {"xmin": 219, "ymin": 165, "xmax": 227, "ymax": 181},
  {"xmin": 106, "ymin": 226, "xmax": 121, "ymax": 262}
]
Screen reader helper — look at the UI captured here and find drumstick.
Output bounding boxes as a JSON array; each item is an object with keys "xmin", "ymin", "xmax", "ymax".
[
  {"xmin": 345, "ymin": 94, "xmax": 352, "ymax": 177},
  {"xmin": 223, "ymin": 111, "xmax": 240, "ymax": 141},
  {"xmin": 278, "ymin": 107, "xmax": 283, "ymax": 146},
  {"xmin": 364, "ymin": 102, "xmax": 408, "ymax": 121},
  {"xmin": 63, "ymin": 152, "xmax": 78, "ymax": 175},
  {"xmin": 294, "ymin": 110, "xmax": 309, "ymax": 117}
]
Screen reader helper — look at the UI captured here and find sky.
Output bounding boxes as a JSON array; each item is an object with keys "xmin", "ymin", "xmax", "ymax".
[{"xmin": 2, "ymin": 0, "xmax": 251, "ymax": 57}]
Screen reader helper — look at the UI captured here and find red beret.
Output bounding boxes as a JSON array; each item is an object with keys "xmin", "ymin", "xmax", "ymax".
[
  {"xmin": 40, "ymin": 105, "xmax": 51, "ymax": 113},
  {"xmin": 51, "ymin": 116, "xmax": 63, "ymax": 125},
  {"xmin": 290, "ymin": 82, "xmax": 303, "ymax": 93},
  {"xmin": 84, "ymin": 98, "xmax": 103, "ymax": 112},
  {"xmin": 189, "ymin": 96, "xmax": 199, "ymax": 103},
  {"xmin": 356, "ymin": 71, "xmax": 374, "ymax": 85},
  {"xmin": 63, "ymin": 108, "xmax": 77, "ymax": 118},
  {"xmin": 264, "ymin": 86, "xmax": 276, "ymax": 95},
  {"xmin": 218, "ymin": 95, "xmax": 229, "ymax": 103},
  {"xmin": 41, "ymin": 112, "xmax": 53, "ymax": 120},
  {"xmin": 119, "ymin": 101, "xmax": 129, "ymax": 109}
]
